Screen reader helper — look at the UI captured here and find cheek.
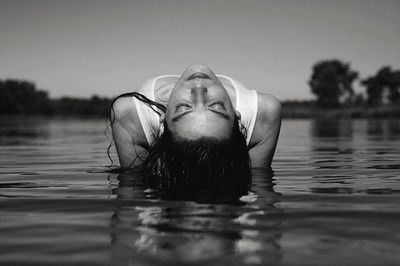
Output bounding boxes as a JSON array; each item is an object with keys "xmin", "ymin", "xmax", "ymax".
[
  {"xmin": 164, "ymin": 109, "xmax": 174, "ymax": 125},
  {"xmin": 165, "ymin": 98, "xmax": 179, "ymax": 117}
]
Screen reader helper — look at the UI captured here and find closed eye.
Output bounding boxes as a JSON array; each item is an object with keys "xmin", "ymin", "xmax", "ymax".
[
  {"xmin": 208, "ymin": 100, "xmax": 226, "ymax": 110},
  {"xmin": 172, "ymin": 100, "xmax": 231, "ymax": 121},
  {"xmin": 175, "ymin": 103, "xmax": 192, "ymax": 111}
]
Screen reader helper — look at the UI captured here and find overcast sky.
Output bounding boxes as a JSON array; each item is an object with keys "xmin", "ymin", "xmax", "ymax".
[{"xmin": 1, "ymin": 0, "xmax": 399, "ymax": 100}]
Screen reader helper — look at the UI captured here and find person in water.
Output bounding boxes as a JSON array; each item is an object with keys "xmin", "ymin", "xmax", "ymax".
[{"xmin": 109, "ymin": 64, "xmax": 281, "ymax": 200}]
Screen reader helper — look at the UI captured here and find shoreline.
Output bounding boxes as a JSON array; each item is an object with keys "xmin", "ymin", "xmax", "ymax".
[{"xmin": 282, "ymin": 104, "xmax": 400, "ymax": 119}]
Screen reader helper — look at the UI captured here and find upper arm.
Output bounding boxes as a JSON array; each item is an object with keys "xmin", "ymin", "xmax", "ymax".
[
  {"xmin": 249, "ymin": 93, "xmax": 282, "ymax": 168},
  {"xmin": 111, "ymin": 96, "xmax": 149, "ymax": 170}
]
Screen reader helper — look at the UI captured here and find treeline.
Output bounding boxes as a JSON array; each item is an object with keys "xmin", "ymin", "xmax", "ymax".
[
  {"xmin": 0, "ymin": 79, "xmax": 111, "ymax": 116},
  {"xmin": 0, "ymin": 80, "xmax": 51, "ymax": 114},
  {"xmin": 281, "ymin": 59, "xmax": 400, "ymax": 118},
  {"xmin": 281, "ymin": 100, "xmax": 400, "ymax": 118},
  {"xmin": 1, "ymin": 59, "xmax": 399, "ymax": 117},
  {"xmin": 50, "ymin": 96, "xmax": 111, "ymax": 116},
  {"xmin": 308, "ymin": 59, "xmax": 400, "ymax": 108}
]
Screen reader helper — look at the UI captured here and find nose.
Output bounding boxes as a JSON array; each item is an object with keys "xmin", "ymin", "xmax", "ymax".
[{"xmin": 190, "ymin": 85, "xmax": 208, "ymax": 104}]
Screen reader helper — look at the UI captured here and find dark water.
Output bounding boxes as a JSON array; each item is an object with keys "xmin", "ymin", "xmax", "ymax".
[{"xmin": 0, "ymin": 116, "xmax": 399, "ymax": 266}]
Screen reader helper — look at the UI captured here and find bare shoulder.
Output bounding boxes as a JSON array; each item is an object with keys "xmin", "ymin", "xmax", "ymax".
[
  {"xmin": 256, "ymin": 92, "xmax": 282, "ymax": 124},
  {"xmin": 111, "ymin": 95, "xmax": 147, "ymax": 147},
  {"xmin": 248, "ymin": 92, "xmax": 282, "ymax": 167},
  {"xmin": 112, "ymin": 96, "xmax": 136, "ymax": 123}
]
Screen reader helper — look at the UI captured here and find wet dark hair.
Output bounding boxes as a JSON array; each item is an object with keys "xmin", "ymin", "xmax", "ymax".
[
  {"xmin": 108, "ymin": 92, "xmax": 251, "ymax": 202},
  {"xmin": 144, "ymin": 119, "xmax": 251, "ymax": 202}
]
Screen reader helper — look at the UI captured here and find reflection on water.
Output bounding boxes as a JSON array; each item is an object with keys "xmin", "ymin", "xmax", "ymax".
[
  {"xmin": 367, "ymin": 119, "xmax": 400, "ymax": 141},
  {"xmin": 0, "ymin": 116, "xmax": 50, "ymax": 145},
  {"xmin": 310, "ymin": 119, "xmax": 356, "ymax": 171},
  {"xmin": 109, "ymin": 169, "xmax": 282, "ymax": 265},
  {"xmin": 306, "ymin": 119, "xmax": 400, "ymax": 196},
  {"xmin": 311, "ymin": 118, "xmax": 353, "ymax": 139},
  {"xmin": 0, "ymin": 116, "xmax": 400, "ymax": 265}
]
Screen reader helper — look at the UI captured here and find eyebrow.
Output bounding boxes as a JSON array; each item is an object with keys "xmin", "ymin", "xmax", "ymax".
[{"xmin": 172, "ymin": 110, "xmax": 231, "ymax": 122}]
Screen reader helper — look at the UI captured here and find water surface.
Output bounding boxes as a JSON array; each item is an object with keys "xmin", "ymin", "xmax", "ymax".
[{"xmin": 0, "ymin": 116, "xmax": 399, "ymax": 265}]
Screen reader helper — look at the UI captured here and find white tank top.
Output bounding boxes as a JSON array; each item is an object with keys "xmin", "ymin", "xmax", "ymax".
[{"xmin": 132, "ymin": 74, "xmax": 258, "ymax": 146}]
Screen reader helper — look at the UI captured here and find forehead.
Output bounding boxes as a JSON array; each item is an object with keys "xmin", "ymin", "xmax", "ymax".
[{"xmin": 170, "ymin": 112, "xmax": 233, "ymax": 139}]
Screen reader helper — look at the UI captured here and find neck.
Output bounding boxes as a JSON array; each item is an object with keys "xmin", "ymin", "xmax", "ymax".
[{"xmin": 154, "ymin": 75, "xmax": 237, "ymax": 107}]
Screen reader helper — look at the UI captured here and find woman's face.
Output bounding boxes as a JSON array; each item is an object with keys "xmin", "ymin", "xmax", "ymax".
[{"xmin": 165, "ymin": 64, "xmax": 237, "ymax": 140}]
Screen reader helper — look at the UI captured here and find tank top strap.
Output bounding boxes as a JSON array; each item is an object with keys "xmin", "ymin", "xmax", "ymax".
[
  {"xmin": 132, "ymin": 76, "xmax": 164, "ymax": 146},
  {"xmin": 217, "ymin": 75, "xmax": 258, "ymax": 146}
]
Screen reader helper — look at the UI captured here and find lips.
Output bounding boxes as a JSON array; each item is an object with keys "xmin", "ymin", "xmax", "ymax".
[{"xmin": 187, "ymin": 72, "xmax": 211, "ymax": 80}]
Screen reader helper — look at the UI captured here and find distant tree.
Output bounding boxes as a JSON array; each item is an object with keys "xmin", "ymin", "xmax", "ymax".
[
  {"xmin": 387, "ymin": 70, "xmax": 400, "ymax": 103},
  {"xmin": 0, "ymin": 79, "xmax": 112, "ymax": 116},
  {"xmin": 353, "ymin": 93, "xmax": 365, "ymax": 106},
  {"xmin": 361, "ymin": 67, "xmax": 388, "ymax": 106},
  {"xmin": 309, "ymin": 59, "xmax": 358, "ymax": 108},
  {"xmin": 0, "ymin": 79, "xmax": 51, "ymax": 114},
  {"xmin": 49, "ymin": 95, "xmax": 111, "ymax": 116},
  {"xmin": 361, "ymin": 66, "xmax": 400, "ymax": 106}
]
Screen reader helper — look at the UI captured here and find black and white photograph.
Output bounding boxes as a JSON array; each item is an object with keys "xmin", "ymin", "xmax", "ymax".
[{"xmin": 0, "ymin": 0, "xmax": 399, "ymax": 265}]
